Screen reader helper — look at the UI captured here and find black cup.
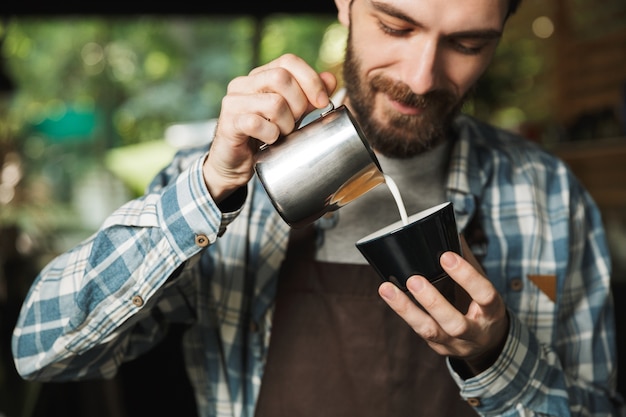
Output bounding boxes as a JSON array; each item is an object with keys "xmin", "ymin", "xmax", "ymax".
[{"xmin": 355, "ymin": 201, "xmax": 461, "ymax": 292}]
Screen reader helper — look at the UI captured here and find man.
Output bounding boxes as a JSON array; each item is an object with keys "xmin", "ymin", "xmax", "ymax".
[{"xmin": 12, "ymin": 0, "xmax": 624, "ymax": 416}]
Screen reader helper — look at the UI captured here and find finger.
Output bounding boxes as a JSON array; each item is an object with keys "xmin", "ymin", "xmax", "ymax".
[
  {"xmin": 248, "ymin": 54, "xmax": 333, "ymax": 109},
  {"xmin": 440, "ymin": 251, "xmax": 499, "ymax": 309},
  {"xmin": 379, "ymin": 280, "xmax": 446, "ymax": 343},
  {"xmin": 319, "ymin": 71, "xmax": 338, "ymax": 99},
  {"xmin": 405, "ymin": 275, "xmax": 467, "ymax": 337},
  {"xmin": 379, "ymin": 280, "xmax": 431, "ymax": 322},
  {"xmin": 218, "ymin": 93, "xmax": 293, "ymax": 143},
  {"xmin": 226, "ymin": 71, "xmax": 308, "ymax": 129},
  {"xmin": 233, "ymin": 113, "xmax": 281, "ymax": 146}
]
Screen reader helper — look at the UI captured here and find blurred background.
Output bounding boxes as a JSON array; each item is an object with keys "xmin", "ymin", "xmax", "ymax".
[{"xmin": 0, "ymin": 0, "xmax": 625, "ymax": 415}]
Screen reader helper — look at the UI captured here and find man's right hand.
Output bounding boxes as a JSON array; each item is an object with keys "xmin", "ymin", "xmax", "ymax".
[{"xmin": 202, "ymin": 53, "xmax": 338, "ymax": 203}]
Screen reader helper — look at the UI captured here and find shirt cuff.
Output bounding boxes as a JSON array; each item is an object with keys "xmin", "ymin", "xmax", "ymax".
[
  {"xmin": 157, "ymin": 152, "xmax": 243, "ymax": 260},
  {"xmin": 447, "ymin": 309, "xmax": 548, "ymax": 414}
]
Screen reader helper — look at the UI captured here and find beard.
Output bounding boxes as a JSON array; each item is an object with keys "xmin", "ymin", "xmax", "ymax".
[{"xmin": 342, "ymin": 37, "xmax": 467, "ymax": 158}]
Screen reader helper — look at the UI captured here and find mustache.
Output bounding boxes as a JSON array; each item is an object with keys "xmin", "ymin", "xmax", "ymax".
[{"xmin": 370, "ymin": 74, "xmax": 454, "ymax": 108}]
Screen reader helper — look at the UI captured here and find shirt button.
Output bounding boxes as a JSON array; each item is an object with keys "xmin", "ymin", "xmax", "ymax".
[
  {"xmin": 131, "ymin": 295, "xmax": 144, "ymax": 307},
  {"xmin": 467, "ymin": 397, "xmax": 481, "ymax": 407},
  {"xmin": 510, "ymin": 278, "xmax": 523, "ymax": 291},
  {"xmin": 195, "ymin": 234, "xmax": 209, "ymax": 247}
]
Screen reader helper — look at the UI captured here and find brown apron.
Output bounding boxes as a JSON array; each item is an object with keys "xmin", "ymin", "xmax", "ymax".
[{"xmin": 255, "ymin": 226, "xmax": 476, "ymax": 417}]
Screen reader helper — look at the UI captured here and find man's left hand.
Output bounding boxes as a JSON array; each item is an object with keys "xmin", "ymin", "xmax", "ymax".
[{"xmin": 378, "ymin": 243, "xmax": 509, "ymax": 376}]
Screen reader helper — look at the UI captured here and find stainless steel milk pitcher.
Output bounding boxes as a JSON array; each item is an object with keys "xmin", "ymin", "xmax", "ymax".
[{"xmin": 254, "ymin": 104, "xmax": 385, "ymax": 228}]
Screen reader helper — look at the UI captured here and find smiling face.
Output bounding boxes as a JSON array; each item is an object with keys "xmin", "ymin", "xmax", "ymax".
[{"xmin": 335, "ymin": 0, "xmax": 508, "ymax": 157}]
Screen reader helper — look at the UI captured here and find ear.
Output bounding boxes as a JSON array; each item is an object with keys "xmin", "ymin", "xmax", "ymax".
[{"xmin": 334, "ymin": 0, "xmax": 352, "ymax": 27}]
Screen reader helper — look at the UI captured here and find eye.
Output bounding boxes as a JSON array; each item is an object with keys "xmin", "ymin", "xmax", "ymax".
[
  {"xmin": 449, "ymin": 39, "xmax": 486, "ymax": 55},
  {"xmin": 377, "ymin": 20, "xmax": 412, "ymax": 37}
]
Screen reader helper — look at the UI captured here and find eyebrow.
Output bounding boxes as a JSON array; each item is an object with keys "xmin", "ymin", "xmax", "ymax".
[{"xmin": 369, "ymin": 0, "xmax": 503, "ymax": 40}]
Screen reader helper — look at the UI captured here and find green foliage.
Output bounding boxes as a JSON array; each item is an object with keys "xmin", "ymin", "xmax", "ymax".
[
  {"xmin": 0, "ymin": 15, "xmax": 339, "ymax": 237},
  {"xmin": 3, "ymin": 16, "xmax": 259, "ymax": 146},
  {"xmin": 260, "ymin": 14, "xmax": 337, "ymax": 68}
]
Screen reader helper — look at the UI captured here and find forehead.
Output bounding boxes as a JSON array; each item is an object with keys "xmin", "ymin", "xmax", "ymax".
[{"xmin": 361, "ymin": 0, "xmax": 509, "ymax": 31}]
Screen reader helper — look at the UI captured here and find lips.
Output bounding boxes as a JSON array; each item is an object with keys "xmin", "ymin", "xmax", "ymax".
[{"xmin": 388, "ymin": 96, "xmax": 424, "ymax": 116}]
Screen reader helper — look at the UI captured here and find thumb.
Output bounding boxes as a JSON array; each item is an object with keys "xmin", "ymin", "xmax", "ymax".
[{"xmin": 319, "ymin": 71, "xmax": 338, "ymax": 103}]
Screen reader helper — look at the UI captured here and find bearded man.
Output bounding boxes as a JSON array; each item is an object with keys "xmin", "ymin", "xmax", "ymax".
[{"xmin": 13, "ymin": 0, "xmax": 624, "ymax": 416}]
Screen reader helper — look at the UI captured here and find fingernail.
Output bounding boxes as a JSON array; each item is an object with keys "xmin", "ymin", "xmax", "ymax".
[
  {"xmin": 379, "ymin": 283, "xmax": 397, "ymax": 301},
  {"xmin": 407, "ymin": 276, "xmax": 424, "ymax": 292},
  {"xmin": 440, "ymin": 252, "xmax": 458, "ymax": 268}
]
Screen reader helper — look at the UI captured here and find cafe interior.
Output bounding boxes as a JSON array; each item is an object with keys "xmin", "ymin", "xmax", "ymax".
[{"xmin": 0, "ymin": 0, "xmax": 625, "ymax": 415}]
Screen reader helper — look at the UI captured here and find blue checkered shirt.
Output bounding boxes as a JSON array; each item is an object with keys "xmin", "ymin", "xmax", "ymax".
[{"xmin": 12, "ymin": 114, "xmax": 624, "ymax": 416}]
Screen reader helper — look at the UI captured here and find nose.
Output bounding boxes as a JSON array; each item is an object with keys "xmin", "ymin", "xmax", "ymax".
[{"xmin": 402, "ymin": 37, "xmax": 440, "ymax": 95}]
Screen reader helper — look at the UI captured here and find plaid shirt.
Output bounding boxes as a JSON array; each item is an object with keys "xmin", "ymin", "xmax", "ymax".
[{"xmin": 13, "ymin": 113, "xmax": 623, "ymax": 416}]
